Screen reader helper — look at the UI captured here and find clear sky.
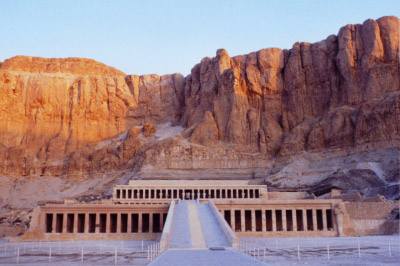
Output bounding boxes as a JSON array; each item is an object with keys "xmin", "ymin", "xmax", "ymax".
[{"xmin": 1, "ymin": 0, "xmax": 399, "ymax": 75}]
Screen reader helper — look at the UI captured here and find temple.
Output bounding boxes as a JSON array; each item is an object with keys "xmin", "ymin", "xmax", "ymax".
[{"xmin": 14, "ymin": 180, "xmax": 398, "ymax": 244}]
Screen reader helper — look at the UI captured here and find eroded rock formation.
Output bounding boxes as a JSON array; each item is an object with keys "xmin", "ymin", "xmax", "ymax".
[
  {"xmin": 0, "ymin": 16, "xmax": 399, "ymax": 225},
  {"xmin": 183, "ymin": 16, "xmax": 399, "ymax": 158}
]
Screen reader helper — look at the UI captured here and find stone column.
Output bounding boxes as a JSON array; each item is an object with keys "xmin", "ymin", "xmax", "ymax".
[
  {"xmin": 63, "ymin": 212, "xmax": 68, "ymax": 233},
  {"xmin": 302, "ymin": 209, "xmax": 308, "ymax": 231},
  {"xmin": 138, "ymin": 213, "xmax": 143, "ymax": 233},
  {"xmin": 261, "ymin": 209, "xmax": 266, "ymax": 232},
  {"xmin": 251, "ymin": 209, "xmax": 256, "ymax": 232},
  {"xmin": 334, "ymin": 204, "xmax": 344, "ymax": 236},
  {"xmin": 272, "ymin": 209, "xmax": 277, "ymax": 232},
  {"xmin": 240, "ymin": 209, "xmax": 245, "ymax": 232},
  {"xmin": 106, "ymin": 213, "xmax": 110, "ymax": 233},
  {"xmin": 95, "ymin": 213, "xmax": 100, "ymax": 233},
  {"xmin": 73, "ymin": 213, "xmax": 78, "ymax": 233},
  {"xmin": 85, "ymin": 213, "xmax": 89, "ymax": 233},
  {"xmin": 322, "ymin": 209, "xmax": 327, "ymax": 231},
  {"xmin": 293, "ymin": 209, "xmax": 297, "ymax": 232},
  {"xmin": 230, "ymin": 210, "xmax": 235, "ymax": 231},
  {"xmin": 127, "ymin": 213, "xmax": 132, "ymax": 233},
  {"xmin": 282, "ymin": 209, "xmax": 287, "ymax": 231},
  {"xmin": 312, "ymin": 209, "xmax": 317, "ymax": 231},
  {"xmin": 117, "ymin": 213, "xmax": 121, "ymax": 233},
  {"xmin": 149, "ymin": 213, "xmax": 153, "ymax": 233},
  {"xmin": 160, "ymin": 213, "xmax": 164, "ymax": 231},
  {"xmin": 51, "ymin": 213, "xmax": 57, "ymax": 233}
]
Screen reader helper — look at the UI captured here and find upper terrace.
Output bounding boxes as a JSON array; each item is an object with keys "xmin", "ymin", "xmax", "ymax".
[{"xmin": 113, "ymin": 180, "xmax": 268, "ymax": 201}]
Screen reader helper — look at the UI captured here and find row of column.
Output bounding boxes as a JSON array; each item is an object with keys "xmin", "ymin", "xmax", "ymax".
[
  {"xmin": 223, "ymin": 208, "xmax": 334, "ymax": 233},
  {"xmin": 115, "ymin": 188, "xmax": 260, "ymax": 200},
  {"xmin": 45, "ymin": 212, "xmax": 167, "ymax": 234}
]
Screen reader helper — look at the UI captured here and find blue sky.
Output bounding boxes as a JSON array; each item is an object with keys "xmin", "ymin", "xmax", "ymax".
[{"xmin": 1, "ymin": 0, "xmax": 399, "ymax": 75}]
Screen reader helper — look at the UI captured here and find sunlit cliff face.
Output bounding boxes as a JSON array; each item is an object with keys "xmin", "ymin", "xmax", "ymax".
[{"xmin": 0, "ymin": 16, "xmax": 398, "ymax": 182}]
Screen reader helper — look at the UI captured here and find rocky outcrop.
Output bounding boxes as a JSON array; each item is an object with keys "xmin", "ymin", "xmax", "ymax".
[
  {"xmin": 0, "ymin": 57, "xmax": 184, "ymax": 177},
  {"xmin": 0, "ymin": 16, "xmax": 398, "ymax": 202},
  {"xmin": 124, "ymin": 73, "xmax": 185, "ymax": 125},
  {"xmin": 183, "ymin": 16, "xmax": 399, "ymax": 158}
]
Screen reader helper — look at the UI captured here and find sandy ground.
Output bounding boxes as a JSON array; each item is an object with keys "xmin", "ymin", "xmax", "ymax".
[
  {"xmin": 0, "ymin": 235, "xmax": 399, "ymax": 265},
  {"xmin": 0, "ymin": 239, "xmax": 155, "ymax": 266},
  {"xmin": 239, "ymin": 235, "xmax": 400, "ymax": 265}
]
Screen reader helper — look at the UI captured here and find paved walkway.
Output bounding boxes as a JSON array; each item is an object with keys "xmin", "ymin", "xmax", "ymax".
[
  {"xmin": 148, "ymin": 249, "xmax": 268, "ymax": 266},
  {"xmin": 168, "ymin": 200, "xmax": 191, "ymax": 248},
  {"xmin": 197, "ymin": 202, "xmax": 230, "ymax": 248},
  {"xmin": 188, "ymin": 201, "xmax": 207, "ymax": 249}
]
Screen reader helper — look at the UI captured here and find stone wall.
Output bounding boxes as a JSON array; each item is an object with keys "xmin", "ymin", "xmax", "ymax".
[
  {"xmin": 345, "ymin": 202, "xmax": 397, "ymax": 220},
  {"xmin": 344, "ymin": 202, "xmax": 399, "ymax": 236}
]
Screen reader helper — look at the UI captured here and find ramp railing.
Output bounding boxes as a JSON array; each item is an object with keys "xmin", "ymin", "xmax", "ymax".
[{"xmin": 159, "ymin": 200, "xmax": 176, "ymax": 252}]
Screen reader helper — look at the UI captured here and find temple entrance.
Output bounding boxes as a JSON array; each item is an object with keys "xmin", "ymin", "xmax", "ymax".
[{"xmin": 184, "ymin": 190, "xmax": 192, "ymax": 199}]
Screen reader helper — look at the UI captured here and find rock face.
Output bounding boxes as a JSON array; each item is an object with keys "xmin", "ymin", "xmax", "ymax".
[
  {"xmin": 0, "ymin": 16, "xmax": 399, "ymax": 216},
  {"xmin": 183, "ymin": 16, "xmax": 399, "ymax": 158},
  {"xmin": 0, "ymin": 57, "xmax": 184, "ymax": 177}
]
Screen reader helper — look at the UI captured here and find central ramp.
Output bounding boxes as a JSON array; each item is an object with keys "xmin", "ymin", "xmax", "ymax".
[
  {"xmin": 188, "ymin": 201, "xmax": 207, "ymax": 249},
  {"xmin": 167, "ymin": 200, "xmax": 235, "ymax": 249},
  {"xmin": 197, "ymin": 202, "xmax": 231, "ymax": 248},
  {"xmin": 158, "ymin": 200, "xmax": 260, "ymax": 265},
  {"xmin": 168, "ymin": 200, "xmax": 191, "ymax": 248}
]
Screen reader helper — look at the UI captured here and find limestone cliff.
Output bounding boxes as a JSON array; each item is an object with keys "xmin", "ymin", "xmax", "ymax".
[
  {"xmin": 0, "ymin": 16, "xmax": 399, "ymax": 224},
  {"xmin": 184, "ymin": 16, "xmax": 399, "ymax": 156},
  {"xmin": 0, "ymin": 56, "xmax": 184, "ymax": 177}
]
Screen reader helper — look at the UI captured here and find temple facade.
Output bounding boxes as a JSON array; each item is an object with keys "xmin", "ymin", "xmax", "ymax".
[{"xmin": 14, "ymin": 180, "xmax": 397, "ymax": 242}]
